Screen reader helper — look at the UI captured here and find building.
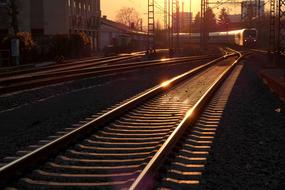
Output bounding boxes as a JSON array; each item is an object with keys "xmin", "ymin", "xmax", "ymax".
[
  {"xmin": 241, "ymin": 0, "xmax": 264, "ymax": 21},
  {"xmin": 0, "ymin": 0, "xmax": 101, "ymax": 50},
  {"xmin": 229, "ymin": 14, "xmax": 242, "ymax": 23},
  {"xmin": 99, "ymin": 16, "xmax": 147, "ymax": 51}
]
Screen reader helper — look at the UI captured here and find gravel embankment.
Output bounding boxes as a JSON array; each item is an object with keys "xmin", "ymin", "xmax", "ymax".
[
  {"xmin": 0, "ymin": 59, "xmax": 211, "ymax": 160},
  {"xmin": 200, "ymin": 54, "xmax": 285, "ymax": 189}
]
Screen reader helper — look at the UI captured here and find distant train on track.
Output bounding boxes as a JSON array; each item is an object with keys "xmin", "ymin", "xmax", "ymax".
[
  {"xmin": 178, "ymin": 28, "xmax": 258, "ymax": 47},
  {"xmin": 103, "ymin": 28, "xmax": 257, "ymax": 56}
]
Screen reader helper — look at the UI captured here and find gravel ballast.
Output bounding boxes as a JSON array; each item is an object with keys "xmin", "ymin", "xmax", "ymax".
[
  {"xmin": 200, "ymin": 54, "xmax": 285, "ymax": 189},
  {"xmin": 0, "ymin": 59, "xmax": 210, "ymax": 160}
]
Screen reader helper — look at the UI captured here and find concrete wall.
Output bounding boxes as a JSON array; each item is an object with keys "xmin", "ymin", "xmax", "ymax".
[
  {"xmin": 43, "ymin": 0, "xmax": 69, "ymax": 35},
  {"xmin": 18, "ymin": 0, "xmax": 31, "ymax": 32},
  {"xmin": 99, "ymin": 24, "xmax": 122, "ymax": 50},
  {"xmin": 31, "ymin": 0, "xmax": 44, "ymax": 31},
  {"xmin": 0, "ymin": 6, "xmax": 9, "ymax": 30}
]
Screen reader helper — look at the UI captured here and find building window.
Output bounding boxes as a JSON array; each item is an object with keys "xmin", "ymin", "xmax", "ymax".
[
  {"xmin": 68, "ymin": 0, "xmax": 71, "ymax": 7},
  {"xmin": 79, "ymin": 2, "xmax": 81, "ymax": 9},
  {"xmin": 73, "ymin": 0, "xmax": 76, "ymax": 8}
]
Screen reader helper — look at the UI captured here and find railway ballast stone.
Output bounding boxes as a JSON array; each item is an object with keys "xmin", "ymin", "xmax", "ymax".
[{"xmin": 200, "ymin": 56, "xmax": 285, "ymax": 190}]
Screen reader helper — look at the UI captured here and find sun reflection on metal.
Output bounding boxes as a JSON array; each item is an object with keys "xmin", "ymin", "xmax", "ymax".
[
  {"xmin": 160, "ymin": 80, "xmax": 171, "ymax": 87},
  {"xmin": 160, "ymin": 58, "xmax": 170, "ymax": 62}
]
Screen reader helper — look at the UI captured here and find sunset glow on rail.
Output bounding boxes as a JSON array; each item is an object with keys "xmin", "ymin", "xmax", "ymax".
[{"xmin": 161, "ymin": 80, "xmax": 171, "ymax": 87}]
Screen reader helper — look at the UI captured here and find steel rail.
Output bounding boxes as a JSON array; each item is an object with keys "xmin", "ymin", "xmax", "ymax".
[
  {"xmin": 0, "ymin": 49, "xmax": 169, "ymax": 78},
  {"xmin": 129, "ymin": 50, "xmax": 243, "ymax": 190},
  {"xmin": 0, "ymin": 54, "xmax": 142, "ymax": 78},
  {"xmin": 0, "ymin": 55, "xmax": 217, "ymax": 87},
  {"xmin": 0, "ymin": 53, "xmax": 237, "ymax": 188},
  {"xmin": 0, "ymin": 54, "xmax": 218, "ymax": 83},
  {"xmin": 0, "ymin": 55, "xmax": 221, "ymax": 95}
]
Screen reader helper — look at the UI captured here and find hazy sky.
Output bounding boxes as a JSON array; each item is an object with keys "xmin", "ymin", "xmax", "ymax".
[
  {"xmin": 101, "ymin": 1, "xmax": 256, "ymax": 28},
  {"xmin": 101, "ymin": 0, "xmax": 201, "ymax": 27}
]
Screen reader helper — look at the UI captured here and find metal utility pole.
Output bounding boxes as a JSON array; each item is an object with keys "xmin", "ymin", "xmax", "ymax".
[
  {"xmin": 278, "ymin": 0, "xmax": 285, "ymax": 52},
  {"xmin": 257, "ymin": 0, "xmax": 261, "ymax": 19},
  {"xmin": 176, "ymin": 0, "xmax": 180, "ymax": 51},
  {"xmin": 164, "ymin": 0, "xmax": 168, "ymax": 30},
  {"xmin": 269, "ymin": 0, "xmax": 276, "ymax": 53},
  {"xmin": 255, "ymin": 0, "xmax": 258, "ymax": 18},
  {"xmin": 169, "ymin": 0, "xmax": 176, "ymax": 53},
  {"xmin": 189, "ymin": 0, "xmax": 192, "ymax": 39},
  {"xmin": 182, "ymin": 2, "xmax": 185, "ymax": 33},
  {"xmin": 140, "ymin": 18, "xmax": 143, "ymax": 31},
  {"xmin": 182, "ymin": 2, "xmax": 185, "ymax": 32},
  {"xmin": 200, "ymin": 0, "xmax": 208, "ymax": 49},
  {"xmin": 168, "ymin": 0, "xmax": 172, "ymax": 51},
  {"xmin": 148, "ymin": 0, "xmax": 155, "ymax": 53},
  {"xmin": 164, "ymin": 0, "xmax": 169, "ymax": 49}
]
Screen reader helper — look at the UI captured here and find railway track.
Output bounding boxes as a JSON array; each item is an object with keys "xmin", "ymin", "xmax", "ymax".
[
  {"xmin": 0, "ymin": 54, "xmax": 219, "ymax": 95},
  {"xmin": 0, "ymin": 50, "xmax": 242, "ymax": 189},
  {"xmin": 0, "ymin": 49, "xmax": 169, "ymax": 77},
  {"xmin": 0, "ymin": 53, "xmax": 143, "ymax": 78},
  {"xmin": 154, "ymin": 62, "xmax": 245, "ymax": 190},
  {"xmin": 131, "ymin": 51, "xmax": 244, "ymax": 190}
]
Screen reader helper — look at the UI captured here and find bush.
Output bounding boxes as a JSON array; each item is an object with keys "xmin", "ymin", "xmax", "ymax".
[
  {"xmin": 52, "ymin": 32, "xmax": 91, "ymax": 59},
  {"xmin": 1, "ymin": 32, "xmax": 36, "ymax": 64},
  {"xmin": 0, "ymin": 32, "xmax": 92, "ymax": 65},
  {"xmin": 51, "ymin": 34, "xmax": 70, "ymax": 58},
  {"xmin": 17, "ymin": 32, "xmax": 36, "ymax": 63},
  {"xmin": 17, "ymin": 32, "xmax": 35, "ymax": 51}
]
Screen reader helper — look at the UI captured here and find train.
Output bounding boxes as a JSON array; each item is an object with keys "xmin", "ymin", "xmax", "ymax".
[
  {"xmin": 103, "ymin": 28, "xmax": 257, "ymax": 55},
  {"xmin": 178, "ymin": 28, "xmax": 258, "ymax": 47}
]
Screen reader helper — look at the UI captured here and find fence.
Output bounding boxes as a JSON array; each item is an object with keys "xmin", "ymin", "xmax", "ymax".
[{"xmin": 0, "ymin": 49, "xmax": 10, "ymax": 66}]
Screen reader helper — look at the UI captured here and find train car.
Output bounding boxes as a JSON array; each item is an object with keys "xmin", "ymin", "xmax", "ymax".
[
  {"xmin": 227, "ymin": 28, "xmax": 257, "ymax": 46},
  {"xmin": 178, "ymin": 28, "xmax": 257, "ymax": 47},
  {"xmin": 236, "ymin": 28, "xmax": 257, "ymax": 46}
]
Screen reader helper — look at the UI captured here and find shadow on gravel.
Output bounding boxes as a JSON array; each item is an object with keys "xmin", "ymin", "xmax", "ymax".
[{"xmin": 200, "ymin": 60, "xmax": 285, "ymax": 190}]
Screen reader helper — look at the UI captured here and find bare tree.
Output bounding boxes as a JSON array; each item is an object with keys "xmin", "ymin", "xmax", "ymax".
[{"xmin": 115, "ymin": 7, "xmax": 140, "ymax": 30}]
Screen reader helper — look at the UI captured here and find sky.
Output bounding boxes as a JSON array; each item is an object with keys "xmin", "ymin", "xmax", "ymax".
[
  {"xmin": 101, "ymin": 1, "xmax": 268, "ymax": 29},
  {"xmin": 101, "ymin": 0, "xmax": 201, "ymax": 28}
]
